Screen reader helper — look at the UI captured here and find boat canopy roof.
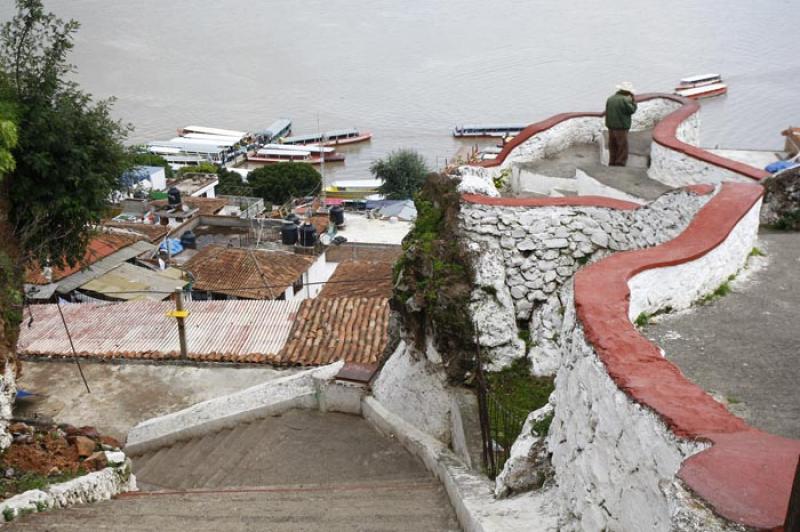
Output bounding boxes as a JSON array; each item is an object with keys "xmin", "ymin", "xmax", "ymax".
[
  {"xmin": 675, "ymin": 82, "xmax": 727, "ymax": 97},
  {"xmin": 261, "ymin": 143, "xmax": 334, "ymax": 154},
  {"xmin": 182, "ymin": 133, "xmax": 242, "ymax": 146},
  {"xmin": 257, "ymin": 148, "xmax": 311, "ymax": 157},
  {"xmin": 283, "ymin": 128, "xmax": 360, "ymax": 143},
  {"xmin": 256, "ymin": 119, "xmax": 292, "ymax": 138},
  {"xmin": 149, "ymin": 140, "xmax": 225, "ymax": 155},
  {"xmin": 181, "ymin": 125, "xmax": 247, "ymax": 138},
  {"xmin": 329, "ymin": 179, "xmax": 382, "ymax": 189},
  {"xmin": 456, "ymin": 123, "xmax": 528, "ymax": 131},
  {"xmin": 679, "ymin": 73, "xmax": 721, "ymax": 83}
]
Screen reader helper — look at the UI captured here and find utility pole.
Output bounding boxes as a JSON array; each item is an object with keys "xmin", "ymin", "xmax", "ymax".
[{"xmin": 168, "ymin": 288, "xmax": 189, "ymax": 359}]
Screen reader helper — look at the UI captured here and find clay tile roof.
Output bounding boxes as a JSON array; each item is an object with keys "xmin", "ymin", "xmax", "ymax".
[
  {"xmin": 25, "ymin": 232, "xmax": 143, "ymax": 285},
  {"xmin": 279, "ymin": 297, "xmax": 389, "ymax": 366},
  {"xmin": 150, "ymin": 197, "xmax": 227, "ymax": 216},
  {"xmin": 319, "ymin": 261, "xmax": 394, "ymax": 299},
  {"xmin": 324, "ymin": 244, "xmax": 403, "ymax": 264},
  {"xmin": 184, "ymin": 245, "xmax": 315, "ymax": 300}
]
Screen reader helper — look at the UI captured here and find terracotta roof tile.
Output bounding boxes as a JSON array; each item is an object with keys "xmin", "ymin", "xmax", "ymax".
[
  {"xmin": 279, "ymin": 297, "xmax": 389, "ymax": 366},
  {"xmin": 25, "ymin": 232, "xmax": 143, "ymax": 284},
  {"xmin": 319, "ymin": 261, "xmax": 393, "ymax": 299},
  {"xmin": 184, "ymin": 245, "xmax": 315, "ymax": 299},
  {"xmin": 324, "ymin": 244, "xmax": 402, "ymax": 263}
]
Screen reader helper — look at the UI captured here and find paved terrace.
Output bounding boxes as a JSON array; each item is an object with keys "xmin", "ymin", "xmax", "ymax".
[
  {"xmin": 645, "ymin": 229, "xmax": 800, "ymax": 439},
  {"xmin": 513, "ymin": 130, "xmax": 673, "ymax": 201}
]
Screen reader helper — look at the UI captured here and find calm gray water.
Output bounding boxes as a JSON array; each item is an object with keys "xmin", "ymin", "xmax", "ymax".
[{"xmin": 5, "ymin": 1, "xmax": 799, "ymax": 180}]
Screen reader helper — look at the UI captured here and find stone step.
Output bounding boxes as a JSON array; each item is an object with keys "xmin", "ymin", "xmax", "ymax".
[
  {"xmin": 6, "ymin": 480, "xmax": 461, "ymax": 532},
  {"xmin": 198, "ymin": 420, "xmax": 269, "ymax": 488},
  {"xmin": 172, "ymin": 429, "xmax": 230, "ymax": 490},
  {"xmin": 134, "ymin": 439, "xmax": 192, "ymax": 490}
]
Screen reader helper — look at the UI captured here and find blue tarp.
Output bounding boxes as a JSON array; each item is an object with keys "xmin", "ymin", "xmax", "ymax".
[
  {"xmin": 159, "ymin": 238, "xmax": 184, "ymax": 255},
  {"xmin": 765, "ymin": 159, "xmax": 799, "ymax": 174}
]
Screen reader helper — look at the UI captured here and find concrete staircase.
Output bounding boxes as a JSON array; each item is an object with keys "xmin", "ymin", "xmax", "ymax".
[{"xmin": 7, "ymin": 410, "xmax": 460, "ymax": 531}]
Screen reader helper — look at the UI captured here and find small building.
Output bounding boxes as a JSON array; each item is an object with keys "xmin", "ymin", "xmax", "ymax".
[
  {"xmin": 25, "ymin": 232, "xmax": 154, "ymax": 302},
  {"xmin": 120, "ymin": 166, "xmax": 167, "ymax": 193},
  {"xmin": 183, "ymin": 245, "xmax": 333, "ymax": 301},
  {"xmin": 168, "ymin": 173, "xmax": 219, "ymax": 199},
  {"xmin": 76, "ymin": 262, "xmax": 187, "ymax": 302}
]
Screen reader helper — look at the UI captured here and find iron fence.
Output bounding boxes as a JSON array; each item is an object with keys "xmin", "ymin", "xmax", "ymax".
[{"xmin": 475, "ymin": 346, "xmax": 528, "ymax": 479}]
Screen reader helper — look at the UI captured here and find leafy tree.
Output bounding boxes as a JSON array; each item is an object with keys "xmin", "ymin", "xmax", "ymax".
[
  {"xmin": 126, "ymin": 147, "xmax": 173, "ymax": 179},
  {"xmin": 216, "ymin": 166, "xmax": 252, "ymax": 196},
  {"xmin": 0, "ymin": 1, "xmax": 129, "ymax": 385},
  {"xmin": 177, "ymin": 161, "xmax": 217, "ymax": 176},
  {"xmin": 247, "ymin": 163, "xmax": 321, "ymax": 205},
  {"xmin": 371, "ymin": 149, "xmax": 429, "ymax": 200}
]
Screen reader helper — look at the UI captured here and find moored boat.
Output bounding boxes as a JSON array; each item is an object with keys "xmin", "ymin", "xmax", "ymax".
[
  {"xmin": 247, "ymin": 147, "xmax": 345, "ymax": 165},
  {"xmin": 674, "ymin": 74, "xmax": 727, "ymax": 99},
  {"xmin": 324, "ymin": 179, "xmax": 382, "ymax": 199},
  {"xmin": 452, "ymin": 123, "xmax": 528, "ymax": 138},
  {"xmin": 280, "ymin": 128, "xmax": 372, "ymax": 146}
]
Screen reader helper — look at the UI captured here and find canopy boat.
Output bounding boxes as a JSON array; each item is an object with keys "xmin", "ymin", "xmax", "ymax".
[
  {"xmin": 674, "ymin": 74, "xmax": 727, "ymax": 99},
  {"xmin": 247, "ymin": 147, "xmax": 345, "ymax": 165},
  {"xmin": 452, "ymin": 123, "xmax": 528, "ymax": 138},
  {"xmin": 280, "ymin": 128, "xmax": 372, "ymax": 146},
  {"xmin": 324, "ymin": 179, "xmax": 382, "ymax": 199}
]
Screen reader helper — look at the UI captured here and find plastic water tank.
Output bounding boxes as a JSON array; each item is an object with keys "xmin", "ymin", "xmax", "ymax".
[
  {"xmin": 167, "ymin": 187, "xmax": 182, "ymax": 208},
  {"xmin": 281, "ymin": 222, "xmax": 298, "ymax": 245},
  {"xmin": 180, "ymin": 230, "xmax": 197, "ymax": 250},
  {"xmin": 329, "ymin": 205, "xmax": 345, "ymax": 228},
  {"xmin": 298, "ymin": 222, "xmax": 317, "ymax": 247}
]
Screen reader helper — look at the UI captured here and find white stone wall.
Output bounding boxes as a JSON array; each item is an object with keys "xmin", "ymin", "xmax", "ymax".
[
  {"xmin": 648, "ymin": 142, "xmax": 753, "ymax": 187},
  {"xmin": 371, "ymin": 341, "xmax": 454, "ymax": 444},
  {"xmin": 0, "ymin": 363, "xmax": 16, "ymax": 451},
  {"xmin": 541, "ymin": 198, "xmax": 761, "ymax": 531},
  {"xmin": 461, "ymin": 189, "xmax": 711, "ymax": 371}
]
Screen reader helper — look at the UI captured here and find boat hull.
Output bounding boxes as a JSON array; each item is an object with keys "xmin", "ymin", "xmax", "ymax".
[
  {"xmin": 283, "ymin": 132, "xmax": 372, "ymax": 147},
  {"xmin": 246, "ymin": 154, "xmax": 345, "ymax": 165},
  {"xmin": 674, "ymin": 86, "xmax": 728, "ymax": 100}
]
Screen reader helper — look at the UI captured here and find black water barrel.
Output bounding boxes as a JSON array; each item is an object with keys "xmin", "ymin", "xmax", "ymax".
[
  {"xmin": 180, "ymin": 230, "xmax": 197, "ymax": 250},
  {"xmin": 298, "ymin": 222, "xmax": 316, "ymax": 247},
  {"xmin": 167, "ymin": 187, "xmax": 182, "ymax": 208},
  {"xmin": 329, "ymin": 205, "xmax": 345, "ymax": 227},
  {"xmin": 286, "ymin": 213, "xmax": 301, "ymax": 226},
  {"xmin": 281, "ymin": 222, "xmax": 298, "ymax": 245}
]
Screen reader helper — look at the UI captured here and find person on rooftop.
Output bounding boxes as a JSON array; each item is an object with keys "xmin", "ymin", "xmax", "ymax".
[{"xmin": 605, "ymin": 81, "xmax": 638, "ymax": 166}]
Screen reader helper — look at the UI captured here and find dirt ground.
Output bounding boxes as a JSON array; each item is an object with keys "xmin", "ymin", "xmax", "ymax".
[{"xmin": 14, "ymin": 361, "xmax": 296, "ymax": 443}]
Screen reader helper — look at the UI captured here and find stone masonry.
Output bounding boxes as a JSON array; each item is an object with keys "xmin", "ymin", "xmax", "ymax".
[{"xmin": 460, "ymin": 189, "xmax": 712, "ymax": 372}]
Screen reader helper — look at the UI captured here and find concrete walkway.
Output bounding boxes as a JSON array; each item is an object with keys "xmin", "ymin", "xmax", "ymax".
[
  {"xmin": 514, "ymin": 132, "xmax": 672, "ymax": 201},
  {"xmin": 8, "ymin": 410, "xmax": 460, "ymax": 531},
  {"xmin": 14, "ymin": 361, "xmax": 295, "ymax": 442},
  {"xmin": 644, "ymin": 230, "xmax": 800, "ymax": 439}
]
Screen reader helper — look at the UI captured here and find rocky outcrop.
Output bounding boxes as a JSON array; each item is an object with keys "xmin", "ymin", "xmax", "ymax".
[{"xmin": 760, "ymin": 165, "xmax": 800, "ymax": 229}]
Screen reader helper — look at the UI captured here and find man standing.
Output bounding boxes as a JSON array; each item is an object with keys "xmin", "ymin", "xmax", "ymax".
[{"xmin": 605, "ymin": 82, "xmax": 637, "ymax": 166}]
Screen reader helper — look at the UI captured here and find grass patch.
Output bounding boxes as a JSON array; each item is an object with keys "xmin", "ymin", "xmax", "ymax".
[
  {"xmin": 634, "ymin": 306, "xmax": 673, "ymax": 328},
  {"xmin": 727, "ymin": 396, "xmax": 741, "ymax": 405},
  {"xmin": 699, "ymin": 279, "xmax": 733, "ymax": 304},
  {"xmin": 749, "ymin": 247, "xmax": 765, "ymax": 258},
  {"xmin": 0, "ymin": 469, "xmax": 84, "ymax": 501},
  {"xmin": 486, "ymin": 358, "xmax": 554, "ymax": 416},
  {"xmin": 531, "ymin": 411, "xmax": 555, "ymax": 436}
]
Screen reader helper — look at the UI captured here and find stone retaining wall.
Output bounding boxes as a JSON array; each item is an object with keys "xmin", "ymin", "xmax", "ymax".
[{"xmin": 460, "ymin": 188, "xmax": 711, "ymax": 372}]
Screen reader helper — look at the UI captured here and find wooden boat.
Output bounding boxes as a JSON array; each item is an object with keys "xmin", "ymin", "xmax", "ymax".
[
  {"xmin": 674, "ymin": 74, "xmax": 727, "ymax": 99},
  {"xmin": 452, "ymin": 123, "xmax": 528, "ymax": 138},
  {"xmin": 247, "ymin": 148, "xmax": 345, "ymax": 165},
  {"xmin": 324, "ymin": 179, "xmax": 382, "ymax": 199},
  {"xmin": 280, "ymin": 128, "xmax": 372, "ymax": 146}
]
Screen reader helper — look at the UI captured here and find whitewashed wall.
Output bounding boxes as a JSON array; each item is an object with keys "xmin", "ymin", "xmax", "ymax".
[
  {"xmin": 0, "ymin": 364, "xmax": 16, "ymax": 451},
  {"xmin": 648, "ymin": 142, "xmax": 754, "ymax": 187},
  {"xmin": 543, "ymin": 196, "xmax": 761, "ymax": 532}
]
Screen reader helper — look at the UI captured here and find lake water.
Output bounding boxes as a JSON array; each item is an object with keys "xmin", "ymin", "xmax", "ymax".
[{"xmin": 4, "ymin": 1, "xmax": 799, "ymax": 181}]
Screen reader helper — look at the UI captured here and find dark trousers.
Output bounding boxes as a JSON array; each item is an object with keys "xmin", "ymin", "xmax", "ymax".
[{"xmin": 608, "ymin": 129, "xmax": 629, "ymax": 166}]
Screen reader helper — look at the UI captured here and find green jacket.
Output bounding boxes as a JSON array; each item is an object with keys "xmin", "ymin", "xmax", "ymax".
[{"xmin": 605, "ymin": 92, "xmax": 637, "ymax": 130}]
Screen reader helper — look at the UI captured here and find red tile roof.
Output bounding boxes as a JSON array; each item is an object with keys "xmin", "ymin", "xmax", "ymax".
[
  {"xmin": 319, "ymin": 261, "xmax": 394, "ymax": 299},
  {"xmin": 279, "ymin": 297, "xmax": 389, "ymax": 366},
  {"xmin": 183, "ymin": 245, "xmax": 315, "ymax": 300},
  {"xmin": 26, "ymin": 232, "xmax": 143, "ymax": 285}
]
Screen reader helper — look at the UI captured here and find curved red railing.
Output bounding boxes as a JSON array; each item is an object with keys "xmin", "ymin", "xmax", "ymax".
[
  {"xmin": 475, "ymin": 94, "xmax": 769, "ymax": 181},
  {"xmin": 571, "ymin": 182, "xmax": 797, "ymax": 529}
]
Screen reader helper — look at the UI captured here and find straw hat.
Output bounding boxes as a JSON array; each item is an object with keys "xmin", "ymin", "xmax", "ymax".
[{"xmin": 616, "ymin": 81, "xmax": 635, "ymax": 93}]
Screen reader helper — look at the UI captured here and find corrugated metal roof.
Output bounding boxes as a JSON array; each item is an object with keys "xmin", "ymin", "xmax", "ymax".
[
  {"xmin": 54, "ymin": 241, "xmax": 156, "ymax": 295},
  {"xmin": 18, "ymin": 299, "xmax": 301, "ymax": 363},
  {"xmin": 79, "ymin": 263, "xmax": 186, "ymax": 301}
]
